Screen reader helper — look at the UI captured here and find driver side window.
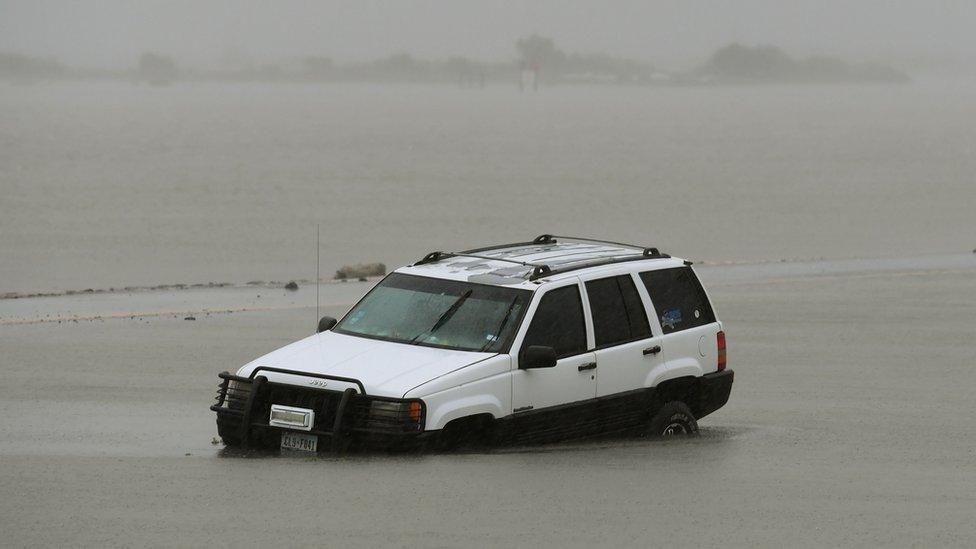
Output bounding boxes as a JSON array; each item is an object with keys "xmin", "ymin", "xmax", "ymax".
[{"xmin": 521, "ymin": 285, "xmax": 587, "ymax": 359}]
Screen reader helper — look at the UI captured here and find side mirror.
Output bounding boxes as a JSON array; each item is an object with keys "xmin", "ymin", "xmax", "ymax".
[
  {"xmin": 520, "ymin": 345, "xmax": 557, "ymax": 369},
  {"xmin": 317, "ymin": 316, "xmax": 337, "ymax": 333}
]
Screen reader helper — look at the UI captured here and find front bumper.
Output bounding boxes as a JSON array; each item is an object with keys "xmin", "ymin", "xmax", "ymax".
[{"xmin": 211, "ymin": 367, "xmax": 425, "ymax": 451}]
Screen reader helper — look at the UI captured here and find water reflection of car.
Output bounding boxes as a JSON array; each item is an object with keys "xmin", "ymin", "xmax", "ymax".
[{"xmin": 211, "ymin": 235, "xmax": 732, "ymax": 452}]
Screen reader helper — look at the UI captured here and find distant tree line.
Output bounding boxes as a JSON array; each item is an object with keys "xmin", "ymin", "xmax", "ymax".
[
  {"xmin": 694, "ymin": 43, "xmax": 910, "ymax": 84},
  {"xmin": 138, "ymin": 52, "xmax": 178, "ymax": 86},
  {"xmin": 515, "ymin": 35, "xmax": 657, "ymax": 84},
  {"xmin": 206, "ymin": 35, "xmax": 658, "ymax": 85},
  {"xmin": 0, "ymin": 39, "xmax": 910, "ymax": 86},
  {"xmin": 0, "ymin": 52, "xmax": 66, "ymax": 79}
]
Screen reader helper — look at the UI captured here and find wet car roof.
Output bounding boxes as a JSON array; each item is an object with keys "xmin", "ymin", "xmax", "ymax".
[{"xmin": 396, "ymin": 242, "xmax": 684, "ymax": 287}]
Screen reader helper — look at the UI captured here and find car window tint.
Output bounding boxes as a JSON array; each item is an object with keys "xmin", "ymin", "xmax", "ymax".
[
  {"xmin": 618, "ymin": 275, "xmax": 652, "ymax": 338},
  {"xmin": 639, "ymin": 267, "xmax": 716, "ymax": 334},
  {"xmin": 522, "ymin": 285, "xmax": 586, "ymax": 359},
  {"xmin": 585, "ymin": 275, "xmax": 652, "ymax": 347}
]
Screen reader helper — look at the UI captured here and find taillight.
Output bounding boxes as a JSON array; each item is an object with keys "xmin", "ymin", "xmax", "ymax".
[{"xmin": 717, "ymin": 330, "xmax": 727, "ymax": 371}]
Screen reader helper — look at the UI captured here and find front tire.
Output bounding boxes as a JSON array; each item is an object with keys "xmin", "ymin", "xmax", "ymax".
[
  {"xmin": 432, "ymin": 415, "xmax": 495, "ymax": 451},
  {"xmin": 219, "ymin": 434, "xmax": 242, "ymax": 447},
  {"xmin": 647, "ymin": 401, "xmax": 699, "ymax": 437}
]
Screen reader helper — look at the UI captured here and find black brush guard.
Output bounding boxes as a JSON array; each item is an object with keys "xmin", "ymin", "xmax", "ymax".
[{"xmin": 211, "ymin": 367, "xmax": 424, "ymax": 452}]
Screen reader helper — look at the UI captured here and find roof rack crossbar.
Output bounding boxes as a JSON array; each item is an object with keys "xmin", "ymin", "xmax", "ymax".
[
  {"xmin": 413, "ymin": 250, "xmax": 548, "ymax": 269},
  {"xmin": 528, "ymin": 251, "xmax": 670, "ymax": 281},
  {"xmin": 461, "ymin": 234, "xmax": 557, "ymax": 254},
  {"xmin": 542, "ymin": 234, "xmax": 648, "ymax": 251},
  {"xmin": 462, "ymin": 233, "xmax": 657, "ymax": 255}
]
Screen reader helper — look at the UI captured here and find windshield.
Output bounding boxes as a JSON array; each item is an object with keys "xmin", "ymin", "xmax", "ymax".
[{"xmin": 334, "ymin": 273, "xmax": 531, "ymax": 353}]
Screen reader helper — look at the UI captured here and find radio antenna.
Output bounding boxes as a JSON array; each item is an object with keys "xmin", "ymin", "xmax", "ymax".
[{"xmin": 315, "ymin": 223, "xmax": 320, "ymax": 330}]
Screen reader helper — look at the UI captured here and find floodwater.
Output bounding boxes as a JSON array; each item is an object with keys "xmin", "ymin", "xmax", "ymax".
[
  {"xmin": 1, "ymin": 257, "xmax": 975, "ymax": 547},
  {"xmin": 2, "ymin": 81, "xmax": 975, "ymax": 295},
  {"xmin": 2, "ymin": 80, "xmax": 976, "ymax": 547}
]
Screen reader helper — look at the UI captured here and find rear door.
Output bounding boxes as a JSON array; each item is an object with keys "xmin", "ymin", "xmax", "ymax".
[
  {"xmin": 579, "ymin": 272, "xmax": 665, "ymax": 397},
  {"xmin": 638, "ymin": 266, "xmax": 721, "ymax": 377},
  {"xmin": 512, "ymin": 280, "xmax": 596, "ymax": 411}
]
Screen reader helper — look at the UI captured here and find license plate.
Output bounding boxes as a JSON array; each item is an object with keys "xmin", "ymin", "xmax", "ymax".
[{"xmin": 280, "ymin": 431, "xmax": 318, "ymax": 453}]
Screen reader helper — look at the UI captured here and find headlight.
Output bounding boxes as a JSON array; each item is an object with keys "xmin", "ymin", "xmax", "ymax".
[{"xmin": 367, "ymin": 399, "xmax": 425, "ymax": 430}]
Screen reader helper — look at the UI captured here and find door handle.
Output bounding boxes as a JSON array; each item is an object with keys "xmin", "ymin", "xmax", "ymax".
[
  {"xmin": 642, "ymin": 345, "xmax": 662, "ymax": 356},
  {"xmin": 577, "ymin": 362, "xmax": 597, "ymax": 372}
]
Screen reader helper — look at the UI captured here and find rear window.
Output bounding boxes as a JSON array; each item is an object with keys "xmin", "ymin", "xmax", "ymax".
[
  {"xmin": 639, "ymin": 267, "xmax": 716, "ymax": 334},
  {"xmin": 585, "ymin": 275, "xmax": 652, "ymax": 347}
]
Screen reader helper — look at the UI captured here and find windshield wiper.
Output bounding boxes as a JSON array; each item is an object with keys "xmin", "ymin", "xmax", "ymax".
[
  {"xmin": 479, "ymin": 294, "xmax": 521, "ymax": 352},
  {"xmin": 410, "ymin": 289, "xmax": 473, "ymax": 343}
]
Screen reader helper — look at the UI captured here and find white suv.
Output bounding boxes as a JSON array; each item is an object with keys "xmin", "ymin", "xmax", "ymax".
[{"xmin": 212, "ymin": 235, "xmax": 732, "ymax": 452}]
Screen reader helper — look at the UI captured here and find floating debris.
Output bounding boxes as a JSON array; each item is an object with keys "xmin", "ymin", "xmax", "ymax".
[
  {"xmin": 335, "ymin": 262, "xmax": 386, "ymax": 280},
  {"xmin": 284, "ymin": 281, "xmax": 299, "ymax": 291},
  {"xmin": 184, "ymin": 316, "xmax": 196, "ymax": 321}
]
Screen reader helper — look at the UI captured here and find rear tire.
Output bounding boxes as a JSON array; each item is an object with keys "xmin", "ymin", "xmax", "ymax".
[{"xmin": 647, "ymin": 401, "xmax": 699, "ymax": 437}]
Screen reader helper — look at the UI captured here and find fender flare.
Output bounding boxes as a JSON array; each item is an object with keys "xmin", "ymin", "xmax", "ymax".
[
  {"xmin": 417, "ymin": 392, "xmax": 504, "ymax": 431},
  {"xmin": 646, "ymin": 359, "xmax": 704, "ymax": 389}
]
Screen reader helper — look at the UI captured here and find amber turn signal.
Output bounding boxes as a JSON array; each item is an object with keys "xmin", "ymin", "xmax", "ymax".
[{"xmin": 408, "ymin": 401, "xmax": 423, "ymax": 422}]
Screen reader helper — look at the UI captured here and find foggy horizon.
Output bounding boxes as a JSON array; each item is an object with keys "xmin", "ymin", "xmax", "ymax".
[
  {"xmin": 3, "ymin": 1, "xmax": 976, "ymax": 545},
  {"xmin": 3, "ymin": 0, "xmax": 976, "ymax": 71}
]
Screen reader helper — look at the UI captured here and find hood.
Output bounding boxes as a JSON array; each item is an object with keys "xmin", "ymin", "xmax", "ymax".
[{"xmin": 236, "ymin": 331, "xmax": 494, "ymax": 397}]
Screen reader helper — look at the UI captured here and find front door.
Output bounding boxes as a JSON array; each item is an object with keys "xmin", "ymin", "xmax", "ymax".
[{"xmin": 512, "ymin": 281, "xmax": 596, "ymax": 412}]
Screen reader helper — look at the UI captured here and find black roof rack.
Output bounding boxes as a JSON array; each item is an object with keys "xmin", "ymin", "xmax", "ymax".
[
  {"xmin": 413, "ymin": 234, "xmax": 670, "ymax": 281},
  {"xmin": 413, "ymin": 250, "xmax": 542, "ymax": 268},
  {"xmin": 461, "ymin": 233, "xmax": 557, "ymax": 254},
  {"xmin": 527, "ymin": 248, "xmax": 668, "ymax": 280}
]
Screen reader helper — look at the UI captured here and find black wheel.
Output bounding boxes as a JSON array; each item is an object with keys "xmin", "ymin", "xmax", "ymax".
[
  {"xmin": 219, "ymin": 434, "xmax": 242, "ymax": 447},
  {"xmin": 216, "ymin": 420, "xmax": 244, "ymax": 447},
  {"xmin": 432, "ymin": 415, "xmax": 494, "ymax": 451},
  {"xmin": 647, "ymin": 401, "xmax": 699, "ymax": 437}
]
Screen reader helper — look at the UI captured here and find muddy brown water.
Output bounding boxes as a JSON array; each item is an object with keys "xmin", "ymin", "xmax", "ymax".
[{"xmin": 2, "ymin": 260, "xmax": 974, "ymax": 547}]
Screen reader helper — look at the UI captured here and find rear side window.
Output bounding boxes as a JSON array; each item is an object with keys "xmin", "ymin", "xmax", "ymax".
[
  {"xmin": 585, "ymin": 275, "xmax": 652, "ymax": 347},
  {"xmin": 639, "ymin": 267, "xmax": 715, "ymax": 334},
  {"xmin": 521, "ymin": 285, "xmax": 587, "ymax": 359}
]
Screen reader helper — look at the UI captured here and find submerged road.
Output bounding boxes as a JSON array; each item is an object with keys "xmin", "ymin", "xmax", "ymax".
[{"xmin": 1, "ymin": 255, "xmax": 974, "ymax": 547}]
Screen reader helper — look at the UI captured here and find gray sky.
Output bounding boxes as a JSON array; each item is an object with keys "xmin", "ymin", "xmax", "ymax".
[{"xmin": 2, "ymin": 0, "xmax": 975, "ymax": 69}]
